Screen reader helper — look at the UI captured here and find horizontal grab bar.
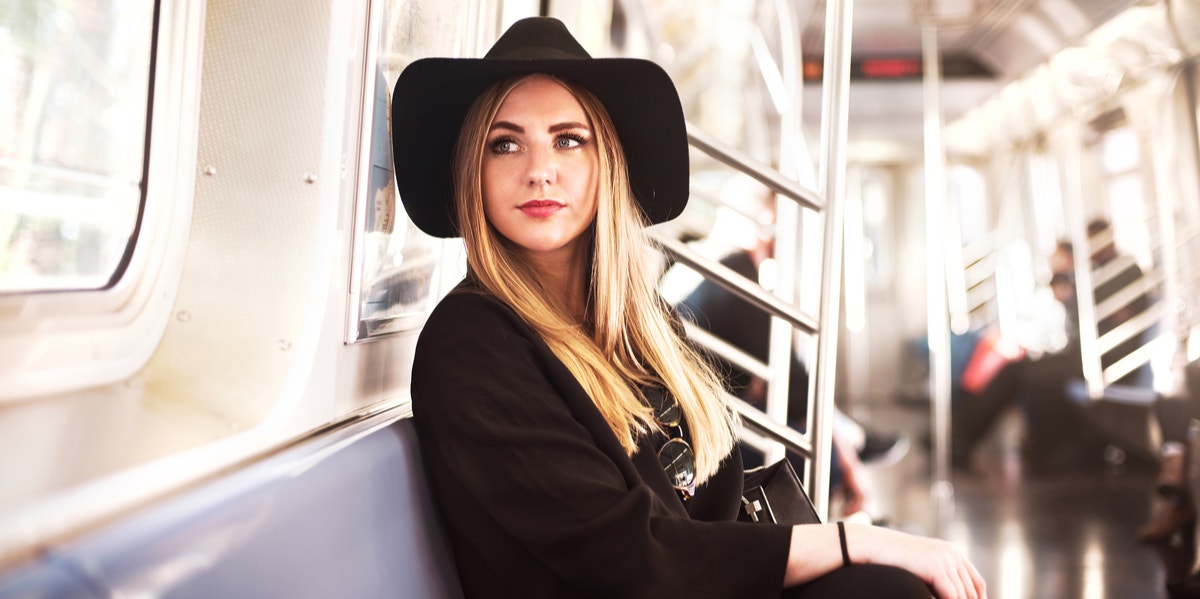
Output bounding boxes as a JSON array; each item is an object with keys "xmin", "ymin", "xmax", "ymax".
[
  {"xmin": 681, "ymin": 321, "xmax": 772, "ymax": 381},
  {"xmin": 730, "ymin": 394, "xmax": 813, "ymax": 459},
  {"xmin": 686, "ymin": 122, "xmax": 824, "ymax": 213},
  {"xmin": 653, "ymin": 234, "xmax": 819, "ymax": 335}
]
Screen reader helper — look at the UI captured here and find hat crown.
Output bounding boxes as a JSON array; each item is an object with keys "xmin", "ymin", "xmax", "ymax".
[{"xmin": 484, "ymin": 17, "xmax": 593, "ymax": 61}]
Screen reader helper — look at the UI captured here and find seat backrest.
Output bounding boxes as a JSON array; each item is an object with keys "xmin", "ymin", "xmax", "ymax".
[{"xmin": 0, "ymin": 416, "xmax": 464, "ymax": 599}]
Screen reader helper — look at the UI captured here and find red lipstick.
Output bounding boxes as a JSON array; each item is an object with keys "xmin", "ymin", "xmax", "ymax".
[{"xmin": 519, "ymin": 200, "xmax": 564, "ymax": 218}]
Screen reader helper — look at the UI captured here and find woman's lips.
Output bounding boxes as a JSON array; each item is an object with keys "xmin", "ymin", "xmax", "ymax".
[{"xmin": 519, "ymin": 200, "xmax": 564, "ymax": 218}]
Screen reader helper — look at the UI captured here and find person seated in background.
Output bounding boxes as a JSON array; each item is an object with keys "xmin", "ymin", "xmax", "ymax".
[
  {"xmin": 669, "ymin": 196, "xmax": 908, "ymax": 517},
  {"xmin": 948, "ymin": 241, "xmax": 1076, "ymax": 469},
  {"xmin": 1141, "ymin": 361, "xmax": 1200, "ymax": 599},
  {"xmin": 952, "ymin": 217, "xmax": 1155, "ymax": 473}
]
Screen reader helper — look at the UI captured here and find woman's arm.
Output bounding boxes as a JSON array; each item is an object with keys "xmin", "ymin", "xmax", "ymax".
[{"xmin": 784, "ymin": 522, "xmax": 987, "ymax": 599}]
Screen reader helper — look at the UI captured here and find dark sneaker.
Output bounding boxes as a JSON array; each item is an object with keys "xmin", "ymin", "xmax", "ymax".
[{"xmin": 858, "ymin": 430, "xmax": 911, "ymax": 466}]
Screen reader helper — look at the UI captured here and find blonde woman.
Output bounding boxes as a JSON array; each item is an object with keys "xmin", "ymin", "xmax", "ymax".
[{"xmin": 393, "ymin": 17, "xmax": 985, "ymax": 599}]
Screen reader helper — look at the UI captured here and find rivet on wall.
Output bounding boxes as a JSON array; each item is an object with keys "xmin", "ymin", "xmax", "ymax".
[
  {"xmin": 203, "ymin": 166, "xmax": 217, "ymax": 176},
  {"xmin": 303, "ymin": 173, "xmax": 317, "ymax": 184}
]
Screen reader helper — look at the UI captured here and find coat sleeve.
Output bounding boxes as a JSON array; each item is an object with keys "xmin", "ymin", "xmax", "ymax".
[{"xmin": 411, "ymin": 291, "xmax": 793, "ymax": 599}]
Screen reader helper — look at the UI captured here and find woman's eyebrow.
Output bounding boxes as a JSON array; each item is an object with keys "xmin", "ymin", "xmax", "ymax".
[
  {"xmin": 549, "ymin": 122, "xmax": 589, "ymax": 133},
  {"xmin": 489, "ymin": 120, "xmax": 523, "ymax": 134}
]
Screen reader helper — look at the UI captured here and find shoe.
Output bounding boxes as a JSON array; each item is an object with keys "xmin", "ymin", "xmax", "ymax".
[
  {"xmin": 858, "ymin": 430, "xmax": 911, "ymax": 466},
  {"xmin": 1139, "ymin": 491, "xmax": 1196, "ymax": 544}
]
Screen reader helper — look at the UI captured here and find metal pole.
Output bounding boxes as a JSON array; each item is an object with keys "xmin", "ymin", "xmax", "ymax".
[
  {"xmin": 762, "ymin": 0, "xmax": 802, "ymax": 467},
  {"xmin": 810, "ymin": 0, "xmax": 854, "ymax": 521},
  {"xmin": 921, "ymin": 15, "xmax": 955, "ymax": 520},
  {"xmin": 1061, "ymin": 128, "xmax": 1104, "ymax": 397}
]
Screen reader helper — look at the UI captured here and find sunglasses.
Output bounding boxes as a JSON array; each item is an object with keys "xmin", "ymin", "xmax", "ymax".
[{"xmin": 644, "ymin": 386, "xmax": 697, "ymax": 500}]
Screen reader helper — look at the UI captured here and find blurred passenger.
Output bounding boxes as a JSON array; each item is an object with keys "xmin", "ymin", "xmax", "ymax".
[
  {"xmin": 1142, "ymin": 364, "xmax": 1200, "ymax": 599},
  {"xmin": 671, "ymin": 200, "xmax": 906, "ymax": 517},
  {"xmin": 396, "ymin": 17, "xmax": 985, "ymax": 598},
  {"xmin": 953, "ymin": 218, "xmax": 1155, "ymax": 473},
  {"xmin": 950, "ymin": 241, "xmax": 1084, "ymax": 469},
  {"xmin": 1137, "ymin": 355, "xmax": 1200, "ymax": 545}
]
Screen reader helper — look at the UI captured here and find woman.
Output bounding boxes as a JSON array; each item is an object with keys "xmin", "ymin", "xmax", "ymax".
[{"xmin": 393, "ymin": 16, "xmax": 985, "ymax": 599}]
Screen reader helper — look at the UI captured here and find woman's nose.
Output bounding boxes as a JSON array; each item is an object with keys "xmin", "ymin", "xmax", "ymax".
[{"xmin": 525, "ymin": 146, "xmax": 555, "ymax": 186}]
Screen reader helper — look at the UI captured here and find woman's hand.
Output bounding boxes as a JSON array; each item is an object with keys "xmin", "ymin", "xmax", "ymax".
[
  {"xmin": 843, "ymin": 523, "xmax": 986, "ymax": 599},
  {"xmin": 785, "ymin": 522, "xmax": 987, "ymax": 599}
]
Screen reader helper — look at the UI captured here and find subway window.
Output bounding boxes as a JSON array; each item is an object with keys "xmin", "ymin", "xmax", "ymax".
[
  {"xmin": 350, "ymin": 0, "xmax": 488, "ymax": 339},
  {"xmin": 1098, "ymin": 125, "xmax": 1152, "ymax": 267},
  {"xmin": 858, "ymin": 169, "xmax": 893, "ymax": 289},
  {"xmin": 0, "ymin": 2, "xmax": 156, "ymax": 293},
  {"xmin": 949, "ymin": 164, "xmax": 987, "ymax": 247}
]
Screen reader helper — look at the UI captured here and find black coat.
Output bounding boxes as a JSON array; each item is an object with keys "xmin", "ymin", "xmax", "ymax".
[{"xmin": 412, "ymin": 281, "xmax": 792, "ymax": 598}]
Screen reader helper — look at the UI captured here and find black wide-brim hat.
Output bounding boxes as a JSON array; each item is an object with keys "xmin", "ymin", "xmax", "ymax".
[{"xmin": 391, "ymin": 17, "xmax": 689, "ymax": 239}]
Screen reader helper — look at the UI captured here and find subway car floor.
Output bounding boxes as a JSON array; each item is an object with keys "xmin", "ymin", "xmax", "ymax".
[{"xmin": 858, "ymin": 403, "xmax": 1191, "ymax": 599}]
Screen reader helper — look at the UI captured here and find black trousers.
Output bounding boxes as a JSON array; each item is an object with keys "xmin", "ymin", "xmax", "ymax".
[
  {"xmin": 785, "ymin": 564, "xmax": 931, "ymax": 598},
  {"xmin": 955, "ymin": 350, "xmax": 1095, "ymax": 455}
]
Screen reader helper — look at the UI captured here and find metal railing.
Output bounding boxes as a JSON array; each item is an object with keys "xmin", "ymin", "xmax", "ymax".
[{"xmin": 647, "ymin": 0, "xmax": 852, "ymax": 515}]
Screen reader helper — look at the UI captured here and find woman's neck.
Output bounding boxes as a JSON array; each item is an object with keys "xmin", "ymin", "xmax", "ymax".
[{"xmin": 523, "ymin": 247, "xmax": 590, "ymax": 324}]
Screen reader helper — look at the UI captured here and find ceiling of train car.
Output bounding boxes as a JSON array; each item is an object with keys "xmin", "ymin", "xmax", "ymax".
[
  {"xmin": 625, "ymin": 0, "xmax": 1149, "ymax": 162},
  {"xmin": 833, "ymin": 0, "xmax": 1142, "ymax": 78},
  {"xmin": 799, "ymin": 0, "xmax": 1145, "ymax": 159}
]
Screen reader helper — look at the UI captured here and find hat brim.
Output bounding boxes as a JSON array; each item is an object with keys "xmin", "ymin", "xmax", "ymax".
[{"xmin": 391, "ymin": 57, "xmax": 689, "ymax": 239}]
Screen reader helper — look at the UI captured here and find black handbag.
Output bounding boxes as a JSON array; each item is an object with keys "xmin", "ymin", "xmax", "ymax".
[{"xmin": 738, "ymin": 459, "xmax": 821, "ymax": 525}]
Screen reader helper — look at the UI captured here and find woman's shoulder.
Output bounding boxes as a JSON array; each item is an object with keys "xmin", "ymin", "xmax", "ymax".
[
  {"xmin": 411, "ymin": 280, "xmax": 553, "ymax": 424},
  {"xmin": 426, "ymin": 279, "xmax": 506, "ymax": 319},
  {"xmin": 416, "ymin": 280, "xmax": 533, "ymax": 354}
]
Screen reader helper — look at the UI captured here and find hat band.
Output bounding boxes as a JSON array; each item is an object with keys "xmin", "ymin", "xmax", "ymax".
[{"xmin": 487, "ymin": 46, "xmax": 591, "ymax": 60}]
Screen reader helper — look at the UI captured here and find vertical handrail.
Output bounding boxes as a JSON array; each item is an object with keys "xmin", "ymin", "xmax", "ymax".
[
  {"xmin": 921, "ymin": 15, "xmax": 954, "ymax": 517},
  {"xmin": 1152, "ymin": 62, "xmax": 1199, "ymax": 395},
  {"xmin": 1060, "ymin": 125, "xmax": 1105, "ymax": 398},
  {"xmin": 763, "ymin": 0, "xmax": 803, "ymax": 467},
  {"xmin": 807, "ymin": 0, "xmax": 854, "ymax": 521},
  {"xmin": 1180, "ymin": 62, "xmax": 1200, "ymax": 365}
]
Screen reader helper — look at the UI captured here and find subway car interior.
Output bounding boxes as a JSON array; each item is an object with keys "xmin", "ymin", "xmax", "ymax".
[{"xmin": 3, "ymin": 0, "xmax": 1200, "ymax": 597}]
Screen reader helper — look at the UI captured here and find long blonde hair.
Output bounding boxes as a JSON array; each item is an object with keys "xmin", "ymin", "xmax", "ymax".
[{"xmin": 451, "ymin": 74, "xmax": 737, "ymax": 482}]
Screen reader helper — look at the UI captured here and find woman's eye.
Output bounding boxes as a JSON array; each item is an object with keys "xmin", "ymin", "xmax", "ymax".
[
  {"xmin": 556, "ymin": 134, "xmax": 585, "ymax": 149},
  {"xmin": 489, "ymin": 138, "xmax": 517, "ymax": 154}
]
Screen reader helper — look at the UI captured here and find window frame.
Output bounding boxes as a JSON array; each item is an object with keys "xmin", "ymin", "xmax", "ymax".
[
  {"xmin": 0, "ymin": 0, "xmax": 204, "ymax": 401},
  {"xmin": 343, "ymin": 0, "xmax": 491, "ymax": 343}
]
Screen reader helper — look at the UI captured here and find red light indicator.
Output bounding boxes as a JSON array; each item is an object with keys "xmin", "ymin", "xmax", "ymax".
[{"xmin": 859, "ymin": 58, "xmax": 921, "ymax": 78}]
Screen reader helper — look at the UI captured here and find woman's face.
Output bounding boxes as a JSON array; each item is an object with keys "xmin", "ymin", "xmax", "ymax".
[{"xmin": 481, "ymin": 75, "xmax": 598, "ymax": 263}]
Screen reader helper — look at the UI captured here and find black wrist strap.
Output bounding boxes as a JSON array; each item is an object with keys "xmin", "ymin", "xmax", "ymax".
[{"xmin": 837, "ymin": 521, "xmax": 851, "ymax": 567}]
